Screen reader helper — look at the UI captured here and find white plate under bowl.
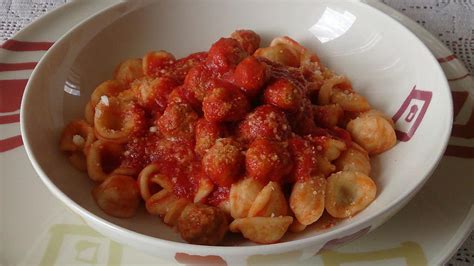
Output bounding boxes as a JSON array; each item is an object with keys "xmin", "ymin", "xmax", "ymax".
[{"xmin": 19, "ymin": 0, "xmax": 453, "ymax": 264}]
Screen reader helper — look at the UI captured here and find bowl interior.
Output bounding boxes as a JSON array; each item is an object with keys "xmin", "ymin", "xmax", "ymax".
[{"xmin": 22, "ymin": 0, "xmax": 452, "ymax": 248}]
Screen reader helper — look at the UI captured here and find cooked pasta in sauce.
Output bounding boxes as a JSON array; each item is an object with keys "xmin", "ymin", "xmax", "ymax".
[{"xmin": 60, "ymin": 29, "xmax": 396, "ymax": 245}]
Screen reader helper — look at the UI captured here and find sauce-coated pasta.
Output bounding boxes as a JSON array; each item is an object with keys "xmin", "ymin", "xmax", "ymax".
[{"xmin": 60, "ymin": 30, "xmax": 396, "ymax": 245}]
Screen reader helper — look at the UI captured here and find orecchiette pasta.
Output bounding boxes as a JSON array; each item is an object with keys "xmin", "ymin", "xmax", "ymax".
[
  {"xmin": 137, "ymin": 163, "xmax": 173, "ymax": 200},
  {"xmin": 194, "ymin": 176, "xmax": 214, "ymax": 203},
  {"xmin": 68, "ymin": 152, "xmax": 87, "ymax": 172},
  {"xmin": 229, "ymin": 216, "xmax": 293, "ymax": 244},
  {"xmin": 347, "ymin": 110, "xmax": 396, "ymax": 155},
  {"xmin": 318, "ymin": 75, "xmax": 346, "ymax": 105},
  {"xmin": 114, "ymin": 58, "xmax": 144, "ymax": 85},
  {"xmin": 84, "ymin": 101, "xmax": 95, "ymax": 125},
  {"xmin": 146, "ymin": 189, "xmax": 185, "ymax": 218},
  {"xmin": 330, "ymin": 88, "xmax": 371, "ymax": 112},
  {"xmin": 92, "ymin": 175, "xmax": 140, "ymax": 218},
  {"xmin": 288, "ymin": 218, "xmax": 307, "ymax": 233},
  {"xmin": 334, "ymin": 143, "xmax": 371, "ymax": 175},
  {"xmin": 230, "ymin": 178, "xmax": 264, "ymax": 219},
  {"xmin": 86, "ymin": 140, "xmax": 123, "ymax": 182},
  {"xmin": 325, "ymin": 171, "xmax": 377, "ymax": 218},
  {"xmin": 60, "ymin": 30, "xmax": 397, "ymax": 245},
  {"xmin": 90, "ymin": 80, "xmax": 125, "ymax": 108},
  {"xmin": 59, "ymin": 119, "xmax": 95, "ymax": 153},
  {"xmin": 290, "ymin": 177, "xmax": 326, "ymax": 225},
  {"xmin": 248, "ymin": 181, "xmax": 288, "ymax": 217},
  {"xmin": 94, "ymin": 97, "xmax": 145, "ymax": 143}
]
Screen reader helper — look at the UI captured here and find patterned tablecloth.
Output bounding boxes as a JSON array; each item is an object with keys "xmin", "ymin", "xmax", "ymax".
[{"xmin": 0, "ymin": 0, "xmax": 473, "ymax": 265}]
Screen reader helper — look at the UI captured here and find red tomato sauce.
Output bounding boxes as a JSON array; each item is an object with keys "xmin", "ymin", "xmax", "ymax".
[{"xmin": 119, "ymin": 34, "xmax": 346, "ymax": 204}]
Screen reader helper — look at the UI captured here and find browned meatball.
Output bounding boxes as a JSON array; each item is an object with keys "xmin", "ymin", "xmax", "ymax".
[
  {"xmin": 202, "ymin": 138, "xmax": 244, "ymax": 187},
  {"xmin": 178, "ymin": 203, "xmax": 229, "ymax": 245}
]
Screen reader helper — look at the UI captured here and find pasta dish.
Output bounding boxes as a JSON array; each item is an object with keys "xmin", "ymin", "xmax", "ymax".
[{"xmin": 60, "ymin": 30, "xmax": 396, "ymax": 245}]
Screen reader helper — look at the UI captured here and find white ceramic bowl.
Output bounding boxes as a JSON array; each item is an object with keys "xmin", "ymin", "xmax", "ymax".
[{"xmin": 21, "ymin": 0, "xmax": 452, "ymax": 264}]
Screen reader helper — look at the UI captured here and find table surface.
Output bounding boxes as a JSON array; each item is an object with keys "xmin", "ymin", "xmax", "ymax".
[{"xmin": 0, "ymin": 0, "xmax": 472, "ymax": 265}]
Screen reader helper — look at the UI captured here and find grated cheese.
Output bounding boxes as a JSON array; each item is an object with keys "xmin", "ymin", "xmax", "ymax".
[
  {"xmin": 100, "ymin": 95, "xmax": 110, "ymax": 106},
  {"xmin": 72, "ymin": 135, "xmax": 85, "ymax": 146}
]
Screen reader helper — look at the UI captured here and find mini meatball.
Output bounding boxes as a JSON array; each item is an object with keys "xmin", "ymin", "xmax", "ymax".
[
  {"xmin": 195, "ymin": 118, "xmax": 227, "ymax": 157},
  {"xmin": 263, "ymin": 79, "xmax": 303, "ymax": 112},
  {"xmin": 202, "ymin": 84, "xmax": 250, "ymax": 122},
  {"xmin": 134, "ymin": 77, "xmax": 177, "ymax": 112},
  {"xmin": 233, "ymin": 56, "xmax": 269, "ymax": 96},
  {"xmin": 203, "ymin": 138, "xmax": 244, "ymax": 187},
  {"xmin": 92, "ymin": 175, "xmax": 140, "ymax": 218},
  {"xmin": 207, "ymin": 38, "xmax": 247, "ymax": 73},
  {"xmin": 167, "ymin": 85, "xmax": 202, "ymax": 111},
  {"xmin": 237, "ymin": 105, "xmax": 291, "ymax": 143},
  {"xmin": 184, "ymin": 64, "xmax": 215, "ymax": 102},
  {"xmin": 170, "ymin": 51, "xmax": 208, "ymax": 83},
  {"xmin": 157, "ymin": 102, "xmax": 199, "ymax": 140},
  {"xmin": 231, "ymin": 29, "xmax": 261, "ymax": 54},
  {"xmin": 178, "ymin": 203, "xmax": 229, "ymax": 245},
  {"xmin": 288, "ymin": 136, "xmax": 318, "ymax": 182},
  {"xmin": 245, "ymin": 139, "xmax": 293, "ymax": 184}
]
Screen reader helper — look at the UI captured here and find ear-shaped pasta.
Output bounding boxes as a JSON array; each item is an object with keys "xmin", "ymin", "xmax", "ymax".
[
  {"xmin": 306, "ymin": 134, "xmax": 347, "ymax": 162},
  {"xmin": 111, "ymin": 166, "xmax": 139, "ymax": 177},
  {"xmin": 116, "ymin": 86, "xmax": 137, "ymax": 104},
  {"xmin": 270, "ymin": 36, "xmax": 321, "ymax": 66},
  {"xmin": 90, "ymin": 80, "xmax": 125, "ymax": 108},
  {"xmin": 68, "ymin": 152, "xmax": 87, "ymax": 172},
  {"xmin": 92, "ymin": 175, "xmax": 140, "ymax": 218},
  {"xmin": 334, "ymin": 143, "xmax": 371, "ymax": 175},
  {"xmin": 137, "ymin": 163, "xmax": 173, "ymax": 201},
  {"xmin": 86, "ymin": 140, "xmax": 123, "ymax": 182},
  {"xmin": 229, "ymin": 216, "xmax": 293, "ymax": 244},
  {"xmin": 290, "ymin": 177, "xmax": 326, "ymax": 225},
  {"xmin": 288, "ymin": 218, "xmax": 307, "ymax": 233},
  {"xmin": 84, "ymin": 101, "xmax": 95, "ymax": 125},
  {"xmin": 114, "ymin": 58, "xmax": 144, "ymax": 86},
  {"xmin": 145, "ymin": 189, "xmax": 178, "ymax": 216},
  {"xmin": 347, "ymin": 110, "xmax": 396, "ymax": 155},
  {"xmin": 145, "ymin": 188, "xmax": 191, "ymax": 226},
  {"xmin": 94, "ymin": 97, "xmax": 145, "ymax": 143},
  {"xmin": 248, "ymin": 181, "xmax": 288, "ymax": 217},
  {"xmin": 323, "ymin": 138, "xmax": 347, "ymax": 161},
  {"xmin": 254, "ymin": 44, "xmax": 300, "ymax": 67},
  {"xmin": 230, "ymin": 178, "xmax": 264, "ymax": 219},
  {"xmin": 315, "ymin": 156, "xmax": 336, "ymax": 177},
  {"xmin": 60, "ymin": 120, "xmax": 95, "ymax": 153},
  {"xmin": 325, "ymin": 171, "xmax": 376, "ymax": 218},
  {"xmin": 330, "ymin": 89, "xmax": 371, "ymax": 112},
  {"xmin": 318, "ymin": 75, "xmax": 346, "ymax": 105},
  {"xmin": 361, "ymin": 109, "xmax": 395, "ymax": 126},
  {"xmin": 231, "ymin": 29, "xmax": 261, "ymax": 54},
  {"xmin": 163, "ymin": 198, "xmax": 190, "ymax": 226},
  {"xmin": 194, "ymin": 177, "xmax": 215, "ymax": 203}
]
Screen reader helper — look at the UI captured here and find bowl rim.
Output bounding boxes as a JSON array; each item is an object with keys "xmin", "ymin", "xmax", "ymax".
[{"xmin": 20, "ymin": 0, "xmax": 453, "ymax": 255}]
